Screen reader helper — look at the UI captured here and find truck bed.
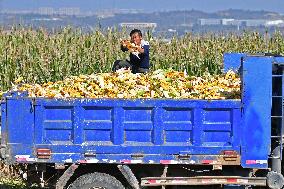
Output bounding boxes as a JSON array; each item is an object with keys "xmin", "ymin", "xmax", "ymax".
[
  {"xmin": 2, "ymin": 96, "xmax": 244, "ymax": 164},
  {"xmin": 1, "ymin": 54, "xmax": 274, "ymax": 169}
]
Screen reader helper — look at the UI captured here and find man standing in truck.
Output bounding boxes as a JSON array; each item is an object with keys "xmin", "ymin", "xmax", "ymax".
[{"xmin": 112, "ymin": 29, "xmax": 150, "ymax": 74}]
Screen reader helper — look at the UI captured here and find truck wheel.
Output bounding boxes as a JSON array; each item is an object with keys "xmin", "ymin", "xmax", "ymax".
[
  {"xmin": 267, "ymin": 171, "xmax": 284, "ymax": 189},
  {"xmin": 68, "ymin": 172, "xmax": 125, "ymax": 189}
]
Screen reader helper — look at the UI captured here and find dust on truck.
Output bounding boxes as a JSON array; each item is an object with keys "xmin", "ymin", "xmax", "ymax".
[{"xmin": 0, "ymin": 53, "xmax": 284, "ymax": 189}]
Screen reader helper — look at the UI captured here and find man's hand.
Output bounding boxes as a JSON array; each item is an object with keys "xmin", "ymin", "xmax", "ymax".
[
  {"xmin": 121, "ymin": 39, "xmax": 142, "ymax": 53},
  {"xmin": 137, "ymin": 46, "xmax": 144, "ymax": 53},
  {"xmin": 121, "ymin": 40, "xmax": 128, "ymax": 47}
]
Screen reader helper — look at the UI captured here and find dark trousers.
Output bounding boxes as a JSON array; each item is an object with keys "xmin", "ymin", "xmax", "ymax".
[{"xmin": 112, "ymin": 60, "xmax": 149, "ymax": 74}]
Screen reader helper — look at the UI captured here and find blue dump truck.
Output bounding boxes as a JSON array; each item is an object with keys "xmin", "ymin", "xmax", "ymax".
[{"xmin": 0, "ymin": 53, "xmax": 284, "ymax": 189}]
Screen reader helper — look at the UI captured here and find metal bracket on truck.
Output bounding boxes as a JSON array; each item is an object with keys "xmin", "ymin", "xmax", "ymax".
[
  {"xmin": 141, "ymin": 176, "xmax": 267, "ymax": 187},
  {"xmin": 55, "ymin": 163, "xmax": 79, "ymax": 189}
]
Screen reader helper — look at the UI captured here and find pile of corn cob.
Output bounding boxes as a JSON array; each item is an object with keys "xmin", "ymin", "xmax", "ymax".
[{"xmin": 1, "ymin": 69, "xmax": 241, "ymax": 99}]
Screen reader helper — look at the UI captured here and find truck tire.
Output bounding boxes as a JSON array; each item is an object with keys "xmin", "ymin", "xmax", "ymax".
[
  {"xmin": 68, "ymin": 172, "xmax": 125, "ymax": 189},
  {"xmin": 267, "ymin": 171, "xmax": 284, "ymax": 189}
]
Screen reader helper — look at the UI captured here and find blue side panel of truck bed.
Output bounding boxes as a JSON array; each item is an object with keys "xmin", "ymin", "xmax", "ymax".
[{"xmin": 2, "ymin": 97, "xmax": 243, "ymax": 164}]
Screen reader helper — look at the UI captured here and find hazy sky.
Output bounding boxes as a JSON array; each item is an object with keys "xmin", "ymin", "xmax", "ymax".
[{"xmin": 2, "ymin": 0, "xmax": 284, "ymax": 13}]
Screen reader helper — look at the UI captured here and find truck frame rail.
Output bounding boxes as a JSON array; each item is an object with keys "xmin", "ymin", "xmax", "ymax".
[{"xmin": 141, "ymin": 176, "xmax": 267, "ymax": 187}]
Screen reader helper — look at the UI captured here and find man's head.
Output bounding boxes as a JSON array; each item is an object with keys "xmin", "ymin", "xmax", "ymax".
[{"xmin": 130, "ymin": 29, "xmax": 142, "ymax": 45}]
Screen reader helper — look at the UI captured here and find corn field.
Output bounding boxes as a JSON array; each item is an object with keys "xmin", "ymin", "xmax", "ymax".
[{"xmin": 0, "ymin": 27, "xmax": 284, "ymax": 92}]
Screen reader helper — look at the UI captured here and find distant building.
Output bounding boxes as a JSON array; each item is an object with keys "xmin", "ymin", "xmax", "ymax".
[
  {"xmin": 221, "ymin": 19, "xmax": 235, "ymax": 25},
  {"xmin": 95, "ymin": 9, "xmax": 143, "ymax": 18},
  {"xmin": 198, "ymin": 18, "xmax": 284, "ymax": 28},
  {"xmin": 265, "ymin": 20, "xmax": 284, "ymax": 26},
  {"xmin": 58, "ymin": 7, "xmax": 80, "ymax": 16},
  {"xmin": 223, "ymin": 20, "xmax": 245, "ymax": 27},
  {"xmin": 244, "ymin": 20, "xmax": 267, "ymax": 27},
  {"xmin": 38, "ymin": 7, "xmax": 55, "ymax": 15},
  {"xmin": 113, "ymin": 9, "xmax": 144, "ymax": 14},
  {"xmin": 95, "ymin": 9, "xmax": 115, "ymax": 18},
  {"xmin": 168, "ymin": 28, "xmax": 177, "ymax": 33},
  {"xmin": 199, "ymin": 19, "xmax": 221, "ymax": 26},
  {"xmin": 120, "ymin": 23, "xmax": 157, "ymax": 30}
]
